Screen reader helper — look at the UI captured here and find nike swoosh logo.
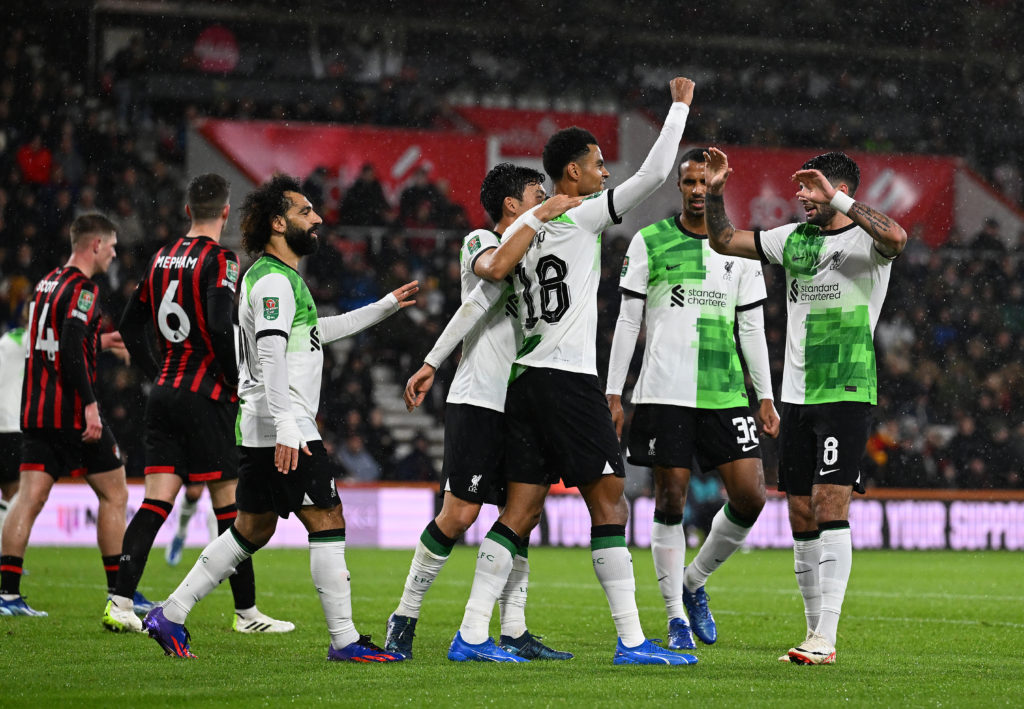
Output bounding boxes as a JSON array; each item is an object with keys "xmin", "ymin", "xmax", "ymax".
[
  {"xmin": 818, "ymin": 468, "xmax": 839, "ymax": 476},
  {"xmin": 666, "ymin": 264, "xmax": 681, "ymax": 270},
  {"xmin": 657, "ymin": 575, "xmax": 669, "ymax": 582},
  {"xmin": 741, "ymin": 443, "xmax": 758, "ymax": 451}
]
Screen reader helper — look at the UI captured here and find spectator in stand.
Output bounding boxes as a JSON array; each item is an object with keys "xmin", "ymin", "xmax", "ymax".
[
  {"xmin": 336, "ymin": 434, "xmax": 382, "ymax": 482},
  {"xmin": 398, "ymin": 166, "xmax": 440, "ymax": 225},
  {"xmin": 393, "ymin": 434, "xmax": 437, "ymax": 482},
  {"xmin": 971, "ymin": 218, "xmax": 1006, "ymax": 253},
  {"xmin": 364, "ymin": 408, "xmax": 396, "ymax": 479},
  {"xmin": 340, "ymin": 163, "xmax": 391, "ymax": 226},
  {"xmin": 15, "ymin": 134, "xmax": 51, "ymax": 185}
]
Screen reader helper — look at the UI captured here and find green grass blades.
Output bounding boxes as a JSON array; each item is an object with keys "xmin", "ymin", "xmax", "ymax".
[{"xmin": 2, "ymin": 547, "xmax": 1021, "ymax": 707}]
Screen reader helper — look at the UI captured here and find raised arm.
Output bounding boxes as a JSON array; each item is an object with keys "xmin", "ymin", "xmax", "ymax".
[
  {"xmin": 474, "ymin": 195, "xmax": 583, "ymax": 281},
  {"xmin": 792, "ymin": 169, "xmax": 907, "ymax": 258},
  {"xmin": 703, "ymin": 147, "xmax": 760, "ymax": 260},
  {"xmin": 604, "ymin": 77, "xmax": 694, "ymax": 221}
]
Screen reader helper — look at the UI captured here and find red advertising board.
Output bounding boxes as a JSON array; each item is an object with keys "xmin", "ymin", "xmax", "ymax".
[
  {"xmin": 454, "ymin": 106, "xmax": 619, "ymax": 160},
  {"xmin": 197, "ymin": 119, "xmax": 491, "ymax": 225},
  {"xmin": 709, "ymin": 146, "xmax": 957, "ymax": 247}
]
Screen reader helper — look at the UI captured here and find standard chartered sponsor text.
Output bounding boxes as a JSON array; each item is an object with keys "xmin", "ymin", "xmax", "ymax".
[{"xmin": 797, "ymin": 282, "xmax": 841, "ymax": 301}]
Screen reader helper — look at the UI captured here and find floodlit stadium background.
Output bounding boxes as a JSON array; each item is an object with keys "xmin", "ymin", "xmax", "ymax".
[{"xmin": 2, "ymin": 0, "xmax": 1022, "ymax": 550}]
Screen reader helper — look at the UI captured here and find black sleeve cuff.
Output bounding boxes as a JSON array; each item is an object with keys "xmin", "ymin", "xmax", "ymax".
[
  {"xmin": 735, "ymin": 298, "xmax": 767, "ymax": 312},
  {"xmin": 753, "ymin": 230, "xmax": 770, "ymax": 265},
  {"xmin": 469, "ymin": 245, "xmax": 497, "ymax": 275},
  {"xmin": 255, "ymin": 329, "xmax": 289, "ymax": 341},
  {"xmin": 618, "ymin": 286, "xmax": 647, "ymax": 300},
  {"xmin": 607, "ymin": 189, "xmax": 622, "ymax": 225}
]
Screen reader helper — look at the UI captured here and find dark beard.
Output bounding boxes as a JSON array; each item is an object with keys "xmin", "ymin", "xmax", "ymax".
[
  {"xmin": 807, "ymin": 203, "xmax": 838, "ymax": 227},
  {"xmin": 284, "ymin": 220, "xmax": 318, "ymax": 255}
]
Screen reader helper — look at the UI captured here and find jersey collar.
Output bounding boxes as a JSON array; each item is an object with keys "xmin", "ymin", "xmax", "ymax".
[{"xmin": 674, "ymin": 214, "xmax": 707, "ymax": 240}]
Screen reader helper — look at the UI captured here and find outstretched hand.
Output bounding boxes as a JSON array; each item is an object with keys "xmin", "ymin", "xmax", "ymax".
[
  {"xmin": 391, "ymin": 280, "xmax": 420, "ymax": 309},
  {"xmin": 703, "ymin": 147, "xmax": 732, "ymax": 194},
  {"xmin": 792, "ymin": 169, "xmax": 837, "ymax": 205},
  {"xmin": 535, "ymin": 194, "xmax": 584, "ymax": 222},
  {"xmin": 404, "ymin": 363, "xmax": 435, "ymax": 412}
]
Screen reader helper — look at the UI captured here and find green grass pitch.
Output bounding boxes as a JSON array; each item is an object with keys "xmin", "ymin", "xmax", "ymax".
[{"xmin": 2, "ymin": 546, "xmax": 1021, "ymax": 707}]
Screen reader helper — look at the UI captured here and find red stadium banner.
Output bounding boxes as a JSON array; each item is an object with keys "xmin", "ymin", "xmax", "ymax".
[
  {"xmin": 454, "ymin": 106, "xmax": 620, "ymax": 161},
  {"xmin": 197, "ymin": 119, "xmax": 491, "ymax": 225},
  {"xmin": 708, "ymin": 146, "xmax": 958, "ymax": 247}
]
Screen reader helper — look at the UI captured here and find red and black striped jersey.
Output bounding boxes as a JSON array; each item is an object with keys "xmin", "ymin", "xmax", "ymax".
[
  {"xmin": 136, "ymin": 235, "xmax": 239, "ymax": 402},
  {"xmin": 21, "ymin": 266, "xmax": 101, "ymax": 430}
]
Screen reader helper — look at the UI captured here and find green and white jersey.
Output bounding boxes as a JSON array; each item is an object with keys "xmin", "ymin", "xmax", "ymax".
[
  {"xmin": 0, "ymin": 328, "xmax": 27, "ymax": 433},
  {"xmin": 755, "ymin": 221, "xmax": 893, "ymax": 405},
  {"xmin": 447, "ymin": 228, "xmax": 520, "ymax": 412},
  {"xmin": 512, "ymin": 190, "xmax": 620, "ymax": 376},
  {"xmin": 236, "ymin": 255, "xmax": 323, "ymax": 446},
  {"xmin": 620, "ymin": 216, "xmax": 766, "ymax": 408}
]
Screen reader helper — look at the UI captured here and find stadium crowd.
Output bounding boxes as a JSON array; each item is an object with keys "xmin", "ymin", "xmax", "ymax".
[{"xmin": 1, "ymin": 11, "xmax": 1022, "ymax": 489}]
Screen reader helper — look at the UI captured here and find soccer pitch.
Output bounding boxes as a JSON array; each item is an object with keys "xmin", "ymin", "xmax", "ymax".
[{"xmin": 2, "ymin": 546, "xmax": 1020, "ymax": 707}]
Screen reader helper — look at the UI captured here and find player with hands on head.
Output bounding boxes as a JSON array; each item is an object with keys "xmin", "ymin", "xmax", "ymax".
[
  {"xmin": 605, "ymin": 147, "xmax": 778, "ymax": 651},
  {"xmin": 703, "ymin": 146, "xmax": 906, "ymax": 665}
]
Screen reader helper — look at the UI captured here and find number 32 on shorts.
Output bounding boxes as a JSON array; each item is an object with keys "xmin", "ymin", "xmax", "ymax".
[{"xmin": 731, "ymin": 416, "xmax": 759, "ymax": 452}]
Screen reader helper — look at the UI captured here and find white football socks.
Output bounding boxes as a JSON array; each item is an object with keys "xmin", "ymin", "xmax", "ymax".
[
  {"xmin": 175, "ymin": 495, "xmax": 199, "ymax": 538},
  {"xmin": 815, "ymin": 527, "xmax": 852, "ymax": 646},
  {"xmin": 650, "ymin": 521, "xmax": 686, "ymax": 620},
  {"xmin": 164, "ymin": 528, "xmax": 250, "ymax": 624},
  {"xmin": 459, "ymin": 535, "xmax": 514, "ymax": 644},
  {"xmin": 498, "ymin": 552, "xmax": 529, "ymax": 639},
  {"xmin": 592, "ymin": 543, "xmax": 644, "ymax": 647},
  {"xmin": 310, "ymin": 538, "xmax": 360, "ymax": 650},
  {"xmin": 793, "ymin": 535, "xmax": 823, "ymax": 636},
  {"xmin": 394, "ymin": 540, "xmax": 450, "ymax": 619},
  {"xmin": 684, "ymin": 505, "xmax": 753, "ymax": 591}
]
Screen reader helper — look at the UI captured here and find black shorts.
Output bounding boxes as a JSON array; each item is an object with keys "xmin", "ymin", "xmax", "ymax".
[
  {"xmin": 143, "ymin": 386, "xmax": 239, "ymax": 483},
  {"xmin": 236, "ymin": 441, "xmax": 340, "ymax": 519},
  {"xmin": 503, "ymin": 367, "xmax": 625, "ymax": 489},
  {"xmin": 627, "ymin": 404, "xmax": 762, "ymax": 470},
  {"xmin": 20, "ymin": 426, "xmax": 122, "ymax": 479},
  {"xmin": 777, "ymin": 402, "xmax": 869, "ymax": 496},
  {"xmin": 0, "ymin": 428, "xmax": 22, "ymax": 485},
  {"xmin": 442, "ymin": 403, "xmax": 506, "ymax": 506},
  {"xmin": 1, "ymin": 432, "xmax": 22, "ymax": 484}
]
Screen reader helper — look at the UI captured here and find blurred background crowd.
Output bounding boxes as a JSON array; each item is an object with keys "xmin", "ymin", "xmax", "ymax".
[{"xmin": 1, "ymin": 1, "xmax": 1022, "ymax": 490}]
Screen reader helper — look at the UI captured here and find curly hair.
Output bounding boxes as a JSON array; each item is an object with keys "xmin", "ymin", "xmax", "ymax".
[
  {"xmin": 240, "ymin": 174, "xmax": 302, "ymax": 256},
  {"xmin": 542, "ymin": 126, "xmax": 598, "ymax": 182},
  {"xmin": 479, "ymin": 163, "xmax": 546, "ymax": 223},
  {"xmin": 801, "ymin": 152, "xmax": 860, "ymax": 196}
]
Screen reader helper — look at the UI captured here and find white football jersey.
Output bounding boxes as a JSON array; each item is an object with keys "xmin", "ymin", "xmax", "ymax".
[
  {"xmin": 511, "ymin": 190, "xmax": 620, "ymax": 376},
  {"xmin": 0, "ymin": 328, "xmax": 27, "ymax": 433},
  {"xmin": 236, "ymin": 255, "xmax": 324, "ymax": 446},
  {"xmin": 756, "ymin": 221, "xmax": 893, "ymax": 405},
  {"xmin": 445, "ymin": 228, "xmax": 520, "ymax": 412},
  {"xmin": 620, "ymin": 216, "xmax": 766, "ymax": 408}
]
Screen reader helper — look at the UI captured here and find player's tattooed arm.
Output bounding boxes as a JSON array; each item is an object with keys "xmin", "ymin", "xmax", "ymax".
[
  {"xmin": 703, "ymin": 148, "xmax": 760, "ymax": 259},
  {"xmin": 792, "ymin": 168, "xmax": 907, "ymax": 258},
  {"xmin": 704, "ymin": 193, "xmax": 734, "ymax": 247},
  {"xmin": 848, "ymin": 201, "xmax": 907, "ymax": 258}
]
